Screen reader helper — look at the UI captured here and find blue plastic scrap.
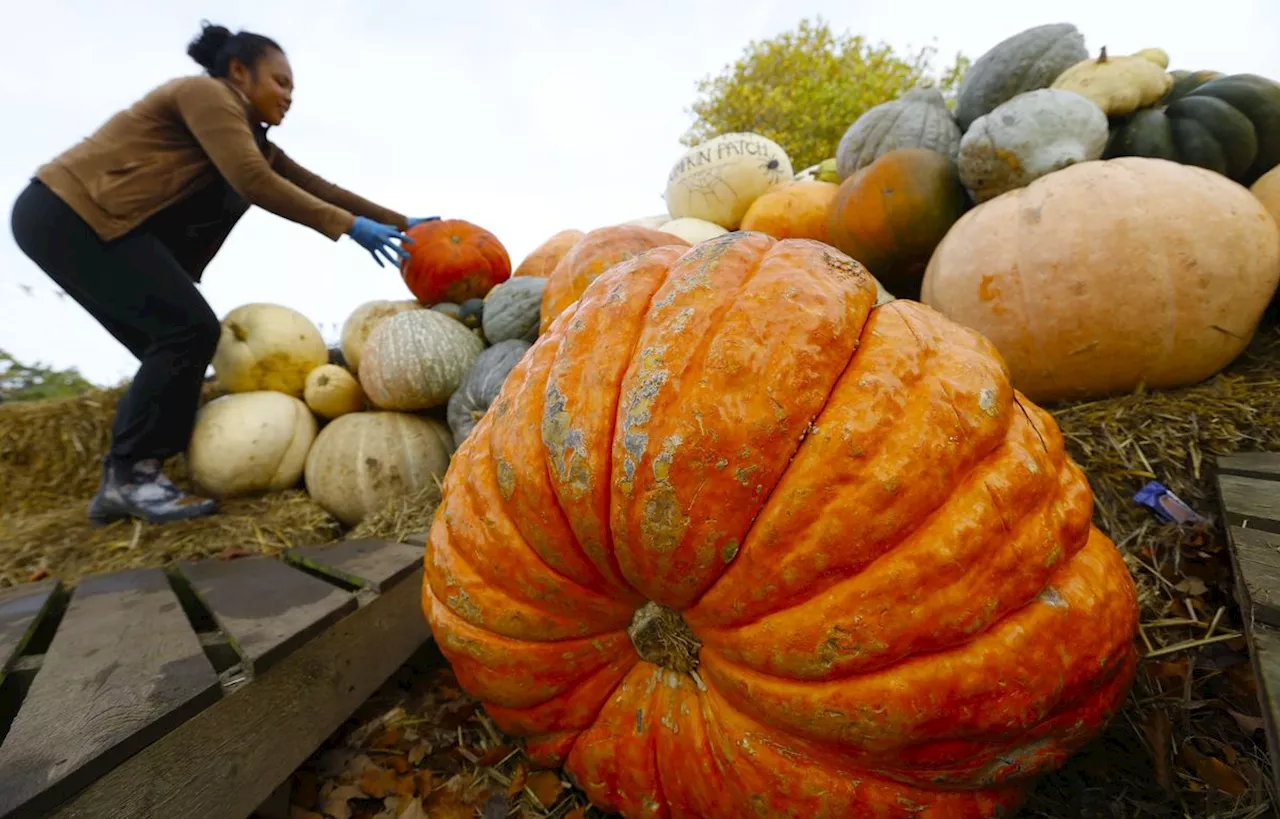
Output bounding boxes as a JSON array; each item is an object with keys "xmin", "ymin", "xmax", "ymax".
[{"xmin": 1133, "ymin": 480, "xmax": 1205, "ymax": 525}]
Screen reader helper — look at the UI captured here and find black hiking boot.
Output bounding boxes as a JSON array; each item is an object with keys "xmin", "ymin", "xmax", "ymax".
[{"xmin": 88, "ymin": 458, "xmax": 218, "ymax": 526}]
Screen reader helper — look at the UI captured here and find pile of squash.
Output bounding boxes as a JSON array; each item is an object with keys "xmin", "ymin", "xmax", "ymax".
[
  {"xmin": 186, "ymin": 218, "xmax": 558, "ymax": 528},
  {"xmin": 692, "ymin": 21, "xmax": 1280, "ymax": 405}
]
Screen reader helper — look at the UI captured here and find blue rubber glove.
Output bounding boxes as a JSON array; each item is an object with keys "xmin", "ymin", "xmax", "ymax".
[
  {"xmin": 407, "ymin": 216, "xmax": 441, "ymax": 228},
  {"xmin": 347, "ymin": 217, "xmax": 412, "ymax": 268}
]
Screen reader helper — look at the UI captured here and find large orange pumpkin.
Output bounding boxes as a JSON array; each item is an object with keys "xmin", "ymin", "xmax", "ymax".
[
  {"xmin": 539, "ymin": 225, "xmax": 689, "ymax": 332},
  {"xmin": 828, "ymin": 147, "xmax": 969, "ymax": 300},
  {"xmin": 423, "ymin": 233, "xmax": 1140, "ymax": 818},
  {"xmin": 400, "ymin": 219, "xmax": 511, "ymax": 305},
  {"xmin": 922, "ymin": 157, "xmax": 1280, "ymax": 404},
  {"xmin": 739, "ymin": 180, "xmax": 838, "ymax": 241},
  {"xmin": 514, "ymin": 229, "xmax": 585, "ymax": 278}
]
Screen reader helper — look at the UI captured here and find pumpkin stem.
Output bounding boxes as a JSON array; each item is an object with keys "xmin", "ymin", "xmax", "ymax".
[
  {"xmin": 228, "ymin": 321, "xmax": 248, "ymax": 343},
  {"xmin": 1098, "ymin": 45, "xmax": 1108, "ymax": 63},
  {"xmin": 627, "ymin": 601, "xmax": 701, "ymax": 673}
]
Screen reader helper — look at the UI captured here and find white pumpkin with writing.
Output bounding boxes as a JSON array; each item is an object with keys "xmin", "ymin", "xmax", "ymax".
[{"xmin": 664, "ymin": 132, "xmax": 794, "ymax": 230}]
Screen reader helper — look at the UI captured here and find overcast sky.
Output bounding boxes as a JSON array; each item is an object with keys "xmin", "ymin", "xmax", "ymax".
[{"xmin": 2, "ymin": 1, "xmax": 1273, "ymax": 386}]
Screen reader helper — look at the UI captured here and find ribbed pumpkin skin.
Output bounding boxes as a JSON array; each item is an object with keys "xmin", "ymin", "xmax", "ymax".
[
  {"xmin": 954, "ymin": 23, "xmax": 1089, "ymax": 132},
  {"xmin": 514, "ymin": 229, "xmax": 585, "ymax": 278},
  {"xmin": 539, "ymin": 226, "xmax": 690, "ymax": 332},
  {"xmin": 922, "ymin": 157, "xmax": 1280, "ymax": 403},
  {"xmin": 828, "ymin": 148, "xmax": 969, "ymax": 299},
  {"xmin": 401, "ymin": 219, "xmax": 512, "ymax": 304},
  {"xmin": 835, "ymin": 88, "xmax": 962, "ymax": 179},
  {"xmin": 446, "ymin": 339, "xmax": 532, "ymax": 447},
  {"xmin": 359, "ymin": 309, "xmax": 485, "ymax": 411},
  {"xmin": 483, "ymin": 277, "xmax": 547, "ymax": 344},
  {"xmin": 304, "ymin": 411, "xmax": 453, "ymax": 527},
  {"xmin": 423, "ymin": 233, "xmax": 1140, "ymax": 818}
]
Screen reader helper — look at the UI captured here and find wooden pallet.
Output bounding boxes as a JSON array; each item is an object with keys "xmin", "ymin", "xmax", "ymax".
[
  {"xmin": 1214, "ymin": 453, "xmax": 1280, "ymax": 796},
  {"xmin": 0, "ymin": 535, "xmax": 430, "ymax": 819}
]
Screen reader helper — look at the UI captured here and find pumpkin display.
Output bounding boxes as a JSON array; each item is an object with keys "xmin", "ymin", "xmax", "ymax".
[
  {"xmin": 540, "ymin": 225, "xmax": 690, "ymax": 333},
  {"xmin": 954, "ymin": 22, "xmax": 1090, "ymax": 132},
  {"xmin": 827, "ymin": 148, "xmax": 969, "ymax": 299},
  {"xmin": 446, "ymin": 339, "xmax": 532, "ymax": 447},
  {"xmin": 741, "ymin": 180, "xmax": 838, "ymax": 242},
  {"xmin": 358, "ymin": 309, "xmax": 486, "ymax": 411},
  {"xmin": 339, "ymin": 299, "xmax": 422, "ymax": 375},
  {"xmin": 835, "ymin": 87, "xmax": 962, "ymax": 179},
  {"xmin": 210, "ymin": 303, "xmax": 329, "ymax": 398},
  {"xmin": 657, "ymin": 217, "xmax": 728, "ymax": 244},
  {"xmin": 664, "ymin": 132, "xmax": 793, "ymax": 229},
  {"xmin": 304, "ymin": 411, "xmax": 453, "ymax": 527},
  {"xmin": 922, "ymin": 157, "xmax": 1280, "ymax": 403},
  {"xmin": 400, "ymin": 219, "xmax": 511, "ymax": 304},
  {"xmin": 1104, "ymin": 73, "xmax": 1280, "ymax": 185},
  {"xmin": 422, "ymin": 233, "xmax": 1139, "ymax": 817},
  {"xmin": 1253, "ymin": 165, "xmax": 1280, "ymax": 230},
  {"xmin": 1050, "ymin": 46, "xmax": 1173, "ymax": 116},
  {"xmin": 514, "ymin": 229, "xmax": 585, "ymax": 278},
  {"xmin": 482, "ymin": 277, "xmax": 546, "ymax": 344},
  {"xmin": 958, "ymin": 88, "xmax": 1108, "ymax": 203},
  {"xmin": 304, "ymin": 364, "xmax": 366, "ymax": 420},
  {"xmin": 187, "ymin": 391, "xmax": 318, "ymax": 499}
]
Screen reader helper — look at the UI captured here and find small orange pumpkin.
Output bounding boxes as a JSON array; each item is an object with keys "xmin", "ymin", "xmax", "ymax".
[
  {"xmin": 827, "ymin": 148, "xmax": 970, "ymax": 300},
  {"xmin": 540, "ymin": 226, "xmax": 690, "ymax": 332},
  {"xmin": 514, "ymin": 229, "xmax": 586, "ymax": 278},
  {"xmin": 740, "ymin": 180, "xmax": 839, "ymax": 242},
  {"xmin": 401, "ymin": 219, "xmax": 511, "ymax": 305}
]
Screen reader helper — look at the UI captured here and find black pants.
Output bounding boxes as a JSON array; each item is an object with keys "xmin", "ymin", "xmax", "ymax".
[{"xmin": 9, "ymin": 180, "xmax": 221, "ymax": 470}]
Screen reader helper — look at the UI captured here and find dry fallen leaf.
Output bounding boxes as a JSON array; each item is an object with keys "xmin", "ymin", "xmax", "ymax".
[
  {"xmin": 360, "ymin": 766, "xmax": 399, "ymax": 799},
  {"xmin": 564, "ymin": 807, "xmax": 588, "ymax": 819},
  {"xmin": 407, "ymin": 743, "xmax": 430, "ymax": 767},
  {"xmin": 526, "ymin": 770, "xmax": 565, "ymax": 809},
  {"xmin": 1229, "ymin": 709, "xmax": 1266, "ymax": 736},
  {"xmin": 506, "ymin": 764, "xmax": 528, "ymax": 799},
  {"xmin": 1178, "ymin": 742, "xmax": 1250, "ymax": 797},
  {"xmin": 396, "ymin": 798, "xmax": 428, "ymax": 819},
  {"xmin": 478, "ymin": 743, "xmax": 514, "ymax": 766},
  {"xmin": 321, "ymin": 784, "xmax": 364, "ymax": 819},
  {"xmin": 1142, "ymin": 708, "xmax": 1173, "ymax": 790},
  {"xmin": 1176, "ymin": 576, "xmax": 1208, "ymax": 596}
]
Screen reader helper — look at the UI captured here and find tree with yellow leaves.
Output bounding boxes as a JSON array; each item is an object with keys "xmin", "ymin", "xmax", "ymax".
[{"xmin": 683, "ymin": 18, "xmax": 970, "ymax": 171}]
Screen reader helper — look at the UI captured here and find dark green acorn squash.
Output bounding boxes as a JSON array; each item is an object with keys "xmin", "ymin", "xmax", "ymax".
[
  {"xmin": 1105, "ymin": 73, "xmax": 1280, "ymax": 185},
  {"xmin": 446, "ymin": 339, "xmax": 532, "ymax": 447}
]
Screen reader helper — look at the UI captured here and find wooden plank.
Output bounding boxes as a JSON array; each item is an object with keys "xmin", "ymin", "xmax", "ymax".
[
  {"xmin": 1245, "ymin": 621, "xmax": 1280, "ymax": 796},
  {"xmin": 1217, "ymin": 452, "xmax": 1280, "ymax": 481},
  {"xmin": 0, "ymin": 568, "xmax": 220, "ymax": 819},
  {"xmin": 0, "ymin": 580, "xmax": 60, "ymax": 679},
  {"xmin": 1227, "ymin": 527, "xmax": 1280, "ymax": 629},
  {"xmin": 287, "ymin": 538, "xmax": 424, "ymax": 593},
  {"xmin": 46, "ymin": 564, "xmax": 432, "ymax": 819},
  {"xmin": 178, "ymin": 557, "xmax": 356, "ymax": 678},
  {"xmin": 1217, "ymin": 473, "xmax": 1280, "ymax": 533}
]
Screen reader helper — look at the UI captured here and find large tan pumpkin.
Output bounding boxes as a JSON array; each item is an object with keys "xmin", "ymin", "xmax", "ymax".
[
  {"xmin": 187, "ymin": 391, "xmax": 318, "ymax": 499},
  {"xmin": 921, "ymin": 157, "xmax": 1280, "ymax": 403},
  {"xmin": 339, "ymin": 299, "xmax": 423, "ymax": 375},
  {"xmin": 665, "ymin": 132, "xmax": 794, "ymax": 229},
  {"xmin": 1254, "ymin": 166, "xmax": 1280, "ymax": 231},
  {"xmin": 358, "ymin": 309, "xmax": 486, "ymax": 411},
  {"xmin": 211, "ymin": 303, "xmax": 328, "ymax": 397},
  {"xmin": 657, "ymin": 217, "xmax": 728, "ymax": 244},
  {"xmin": 513, "ymin": 229, "xmax": 585, "ymax": 278},
  {"xmin": 303, "ymin": 411, "xmax": 454, "ymax": 526}
]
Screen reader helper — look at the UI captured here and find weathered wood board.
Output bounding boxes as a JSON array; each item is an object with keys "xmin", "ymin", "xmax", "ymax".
[
  {"xmin": 1215, "ymin": 452, "xmax": 1280, "ymax": 795},
  {"xmin": 178, "ymin": 556, "xmax": 356, "ymax": 677},
  {"xmin": 0, "ymin": 537, "xmax": 431, "ymax": 819}
]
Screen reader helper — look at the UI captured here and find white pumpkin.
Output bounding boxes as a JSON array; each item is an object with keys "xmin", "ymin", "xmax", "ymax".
[
  {"xmin": 303, "ymin": 411, "xmax": 454, "ymax": 527},
  {"xmin": 211, "ymin": 303, "xmax": 328, "ymax": 397},
  {"xmin": 358, "ymin": 309, "xmax": 485, "ymax": 411},
  {"xmin": 624, "ymin": 214, "xmax": 671, "ymax": 230},
  {"xmin": 304, "ymin": 364, "xmax": 365, "ymax": 420},
  {"xmin": 339, "ymin": 299, "xmax": 423, "ymax": 375},
  {"xmin": 658, "ymin": 217, "xmax": 728, "ymax": 244},
  {"xmin": 187, "ymin": 391, "xmax": 318, "ymax": 499},
  {"xmin": 664, "ymin": 132, "xmax": 794, "ymax": 230}
]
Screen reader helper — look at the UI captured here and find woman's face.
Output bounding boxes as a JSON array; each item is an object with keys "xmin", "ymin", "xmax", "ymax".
[{"xmin": 229, "ymin": 48, "xmax": 294, "ymax": 127}]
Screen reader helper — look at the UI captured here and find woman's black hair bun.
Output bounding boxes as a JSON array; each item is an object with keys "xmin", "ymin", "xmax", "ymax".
[{"xmin": 187, "ymin": 21, "xmax": 232, "ymax": 71}]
